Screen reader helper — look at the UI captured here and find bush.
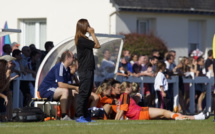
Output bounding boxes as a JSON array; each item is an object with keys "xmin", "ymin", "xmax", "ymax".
[{"xmin": 122, "ymin": 33, "xmax": 168, "ymax": 58}]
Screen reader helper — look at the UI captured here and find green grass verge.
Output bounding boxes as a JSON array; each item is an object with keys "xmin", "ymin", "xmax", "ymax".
[{"xmin": 0, "ymin": 117, "xmax": 214, "ymax": 134}]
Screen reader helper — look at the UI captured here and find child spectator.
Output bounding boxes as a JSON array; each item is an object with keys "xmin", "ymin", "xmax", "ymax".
[{"xmin": 154, "ymin": 61, "xmax": 168, "ymax": 109}]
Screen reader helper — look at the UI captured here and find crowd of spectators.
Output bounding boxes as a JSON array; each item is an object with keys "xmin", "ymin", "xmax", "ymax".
[
  {"xmin": 0, "ymin": 41, "xmax": 54, "ymax": 121},
  {"xmin": 0, "ymin": 41, "xmax": 214, "ymax": 121},
  {"xmin": 115, "ymin": 49, "xmax": 214, "ymax": 114}
]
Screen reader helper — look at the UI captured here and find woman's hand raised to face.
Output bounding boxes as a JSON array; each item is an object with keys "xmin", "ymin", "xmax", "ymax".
[{"xmin": 87, "ymin": 27, "xmax": 95, "ymax": 34}]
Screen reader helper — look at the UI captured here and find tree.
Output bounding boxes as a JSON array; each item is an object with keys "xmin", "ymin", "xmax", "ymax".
[{"xmin": 122, "ymin": 33, "xmax": 168, "ymax": 58}]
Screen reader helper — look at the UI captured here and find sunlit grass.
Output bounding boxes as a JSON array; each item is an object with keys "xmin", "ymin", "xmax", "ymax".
[{"xmin": 0, "ymin": 117, "xmax": 214, "ymax": 134}]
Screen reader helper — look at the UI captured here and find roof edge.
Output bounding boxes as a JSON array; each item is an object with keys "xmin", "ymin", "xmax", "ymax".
[{"xmin": 118, "ymin": 7, "xmax": 215, "ymax": 15}]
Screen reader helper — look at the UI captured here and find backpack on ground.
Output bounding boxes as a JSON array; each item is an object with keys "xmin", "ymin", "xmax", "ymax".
[{"xmin": 12, "ymin": 107, "xmax": 45, "ymax": 122}]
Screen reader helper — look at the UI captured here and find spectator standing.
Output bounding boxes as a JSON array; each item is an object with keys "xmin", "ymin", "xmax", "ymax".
[
  {"xmin": 25, "ymin": 50, "xmax": 41, "ymax": 99},
  {"xmin": 101, "ymin": 49, "xmax": 115, "ymax": 80},
  {"xmin": 151, "ymin": 49, "xmax": 162, "ymax": 61},
  {"xmin": 205, "ymin": 50, "xmax": 214, "ymax": 78},
  {"xmin": 117, "ymin": 56, "xmax": 132, "ymax": 77},
  {"xmin": 130, "ymin": 54, "xmax": 138, "ymax": 66},
  {"xmin": 20, "ymin": 46, "xmax": 31, "ymax": 107},
  {"xmin": 41, "ymin": 41, "xmax": 54, "ymax": 62},
  {"xmin": 195, "ymin": 56, "xmax": 206, "ymax": 112},
  {"xmin": 29, "ymin": 44, "xmax": 37, "ymax": 52},
  {"xmin": 154, "ymin": 61, "xmax": 168, "ymax": 109},
  {"xmin": 11, "ymin": 42, "xmax": 20, "ymax": 51},
  {"xmin": 2, "ymin": 44, "xmax": 12, "ymax": 56},
  {"xmin": 0, "ymin": 55, "xmax": 18, "ymax": 121},
  {"xmin": 11, "ymin": 49, "xmax": 23, "ymax": 76},
  {"xmin": 149, "ymin": 56, "xmax": 159, "ymax": 73}
]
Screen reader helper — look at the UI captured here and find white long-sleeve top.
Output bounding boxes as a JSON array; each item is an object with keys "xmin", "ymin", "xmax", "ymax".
[{"xmin": 154, "ymin": 72, "xmax": 168, "ymax": 91}]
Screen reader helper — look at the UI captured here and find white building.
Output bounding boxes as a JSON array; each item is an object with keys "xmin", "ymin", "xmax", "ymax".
[
  {"xmin": 110, "ymin": 0, "xmax": 215, "ymax": 61},
  {"xmin": 0, "ymin": 0, "xmax": 215, "ymax": 61},
  {"xmin": 0, "ymin": 0, "xmax": 116, "ymax": 50}
]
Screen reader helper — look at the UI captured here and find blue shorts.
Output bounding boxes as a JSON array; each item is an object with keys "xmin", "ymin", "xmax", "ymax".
[
  {"xmin": 195, "ymin": 84, "xmax": 205, "ymax": 92},
  {"xmin": 39, "ymin": 87, "xmax": 57, "ymax": 101}
]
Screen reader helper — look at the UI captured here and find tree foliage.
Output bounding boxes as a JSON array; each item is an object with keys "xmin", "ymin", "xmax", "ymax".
[{"xmin": 122, "ymin": 33, "xmax": 168, "ymax": 58}]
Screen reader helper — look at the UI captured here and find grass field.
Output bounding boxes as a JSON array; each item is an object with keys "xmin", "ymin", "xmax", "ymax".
[{"xmin": 1, "ymin": 117, "xmax": 215, "ymax": 134}]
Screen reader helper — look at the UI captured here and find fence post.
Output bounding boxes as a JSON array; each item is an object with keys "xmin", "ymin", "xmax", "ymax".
[{"xmin": 12, "ymin": 77, "xmax": 20, "ymax": 109}]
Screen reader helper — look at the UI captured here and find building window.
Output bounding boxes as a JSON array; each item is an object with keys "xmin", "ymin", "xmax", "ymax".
[
  {"xmin": 19, "ymin": 19, "xmax": 46, "ymax": 50},
  {"xmin": 188, "ymin": 20, "xmax": 205, "ymax": 55},
  {"xmin": 137, "ymin": 19, "xmax": 155, "ymax": 34}
]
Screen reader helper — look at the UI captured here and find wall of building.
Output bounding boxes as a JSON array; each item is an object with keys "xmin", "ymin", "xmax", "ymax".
[
  {"xmin": 0, "ymin": 0, "xmax": 116, "ymax": 50},
  {"xmin": 114, "ymin": 12, "xmax": 215, "ymax": 61}
]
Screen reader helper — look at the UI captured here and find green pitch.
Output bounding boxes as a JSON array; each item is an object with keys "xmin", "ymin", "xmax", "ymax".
[{"xmin": 0, "ymin": 117, "xmax": 214, "ymax": 134}]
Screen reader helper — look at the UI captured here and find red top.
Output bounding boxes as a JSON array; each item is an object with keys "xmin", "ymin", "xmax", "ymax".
[{"xmin": 119, "ymin": 93, "xmax": 142, "ymax": 120}]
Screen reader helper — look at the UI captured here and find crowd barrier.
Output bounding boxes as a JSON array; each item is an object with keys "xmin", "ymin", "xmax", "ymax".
[
  {"xmin": 11, "ymin": 74, "xmax": 214, "ymax": 114},
  {"xmin": 116, "ymin": 75, "xmax": 214, "ymax": 114},
  {"xmin": 12, "ymin": 74, "xmax": 35, "ymax": 109}
]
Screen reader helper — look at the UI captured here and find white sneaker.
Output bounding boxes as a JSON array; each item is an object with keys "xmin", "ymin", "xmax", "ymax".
[{"xmin": 61, "ymin": 115, "xmax": 72, "ymax": 121}]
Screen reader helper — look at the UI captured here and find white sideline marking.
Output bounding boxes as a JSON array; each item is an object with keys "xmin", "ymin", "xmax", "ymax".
[{"xmin": 0, "ymin": 120, "xmax": 192, "ymax": 128}]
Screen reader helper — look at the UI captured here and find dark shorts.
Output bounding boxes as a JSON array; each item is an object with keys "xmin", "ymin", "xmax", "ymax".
[
  {"xmin": 39, "ymin": 87, "xmax": 56, "ymax": 101},
  {"xmin": 195, "ymin": 84, "xmax": 205, "ymax": 93}
]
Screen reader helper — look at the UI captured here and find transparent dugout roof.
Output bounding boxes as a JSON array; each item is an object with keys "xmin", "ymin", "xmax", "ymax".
[{"xmin": 35, "ymin": 34, "xmax": 124, "ymax": 90}]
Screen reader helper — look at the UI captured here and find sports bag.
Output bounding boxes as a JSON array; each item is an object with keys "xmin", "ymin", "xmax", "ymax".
[
  {"xmin": 12, "ymin": 107, "xmax": 45, "ymax": 122},
  {"xmin": 87, "ymin": 107, "xmax": 105, "ymax": 119}
]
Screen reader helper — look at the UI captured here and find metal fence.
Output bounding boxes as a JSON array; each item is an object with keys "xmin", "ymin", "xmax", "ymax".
[{"xmin": 116, "ymin": 75, "xmax": 214, "ymax": 114}]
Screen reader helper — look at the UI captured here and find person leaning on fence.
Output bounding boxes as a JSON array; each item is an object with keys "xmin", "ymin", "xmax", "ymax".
[
  {"xmin": 205, "ymin": 49, "xmax": 214, "ymax": 77},
  {"xmin": 115, "ymin": 81, "xmax": 210, "ymax": 121},
  {"xmin": 175, "ymin": 57, "xmax": 190, "ymax": 114},
  {"xmin": 195, "ymin": 56, "xmax": 206, "ymax": 113},
  {"xmin": 0, "ymin": 55, "xmax": 19, "ymax": 121},
  {"xmin": 38, "ymin": 50, "xmax": 79, "ymax": 121}
]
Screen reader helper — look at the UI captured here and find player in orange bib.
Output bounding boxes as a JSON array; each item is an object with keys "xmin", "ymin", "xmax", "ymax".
[{"xmin": 115, "ymin": 81, "xmax": 209, "ymax": 120}]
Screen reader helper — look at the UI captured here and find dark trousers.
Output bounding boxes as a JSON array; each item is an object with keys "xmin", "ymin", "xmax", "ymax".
[
  {"xmin": 75, "ymin": 70, "xmax": 94, "ymax": 117},
  {"xmin": 20, "ymin": 81, "xmax": 32, "ymax": 107}
]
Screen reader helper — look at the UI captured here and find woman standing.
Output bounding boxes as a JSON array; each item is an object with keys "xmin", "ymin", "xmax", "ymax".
[{"xmin": 75, "ymin": 19, "xmax": 101, "ymax": 123}]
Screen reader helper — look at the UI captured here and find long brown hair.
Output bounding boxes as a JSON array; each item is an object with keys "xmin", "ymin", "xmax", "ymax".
[
  {"xmin": 120, "ymin": 81, "xmax": 131, "ymax": 93},
  {"xmin": 0, "ymin": 60, "xmax": 7, "ymax": 92},
  {"xmin": 131, "ymin": 82, "xmax": 140, "ymax": 93},
  {"xmin": 180, "ymin": 56, "xmax": 190, "ymax": 72},
  {"xmin": 75, "ymin": 19, "xmax": 90, "ymax": 45},
  {"xmin": 95, "ymin": 82, "xmax": 111, "ymax": 95},
  {"xmin": 156, "ymin": 61, "xmax": 166, "ymax": 73}
]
